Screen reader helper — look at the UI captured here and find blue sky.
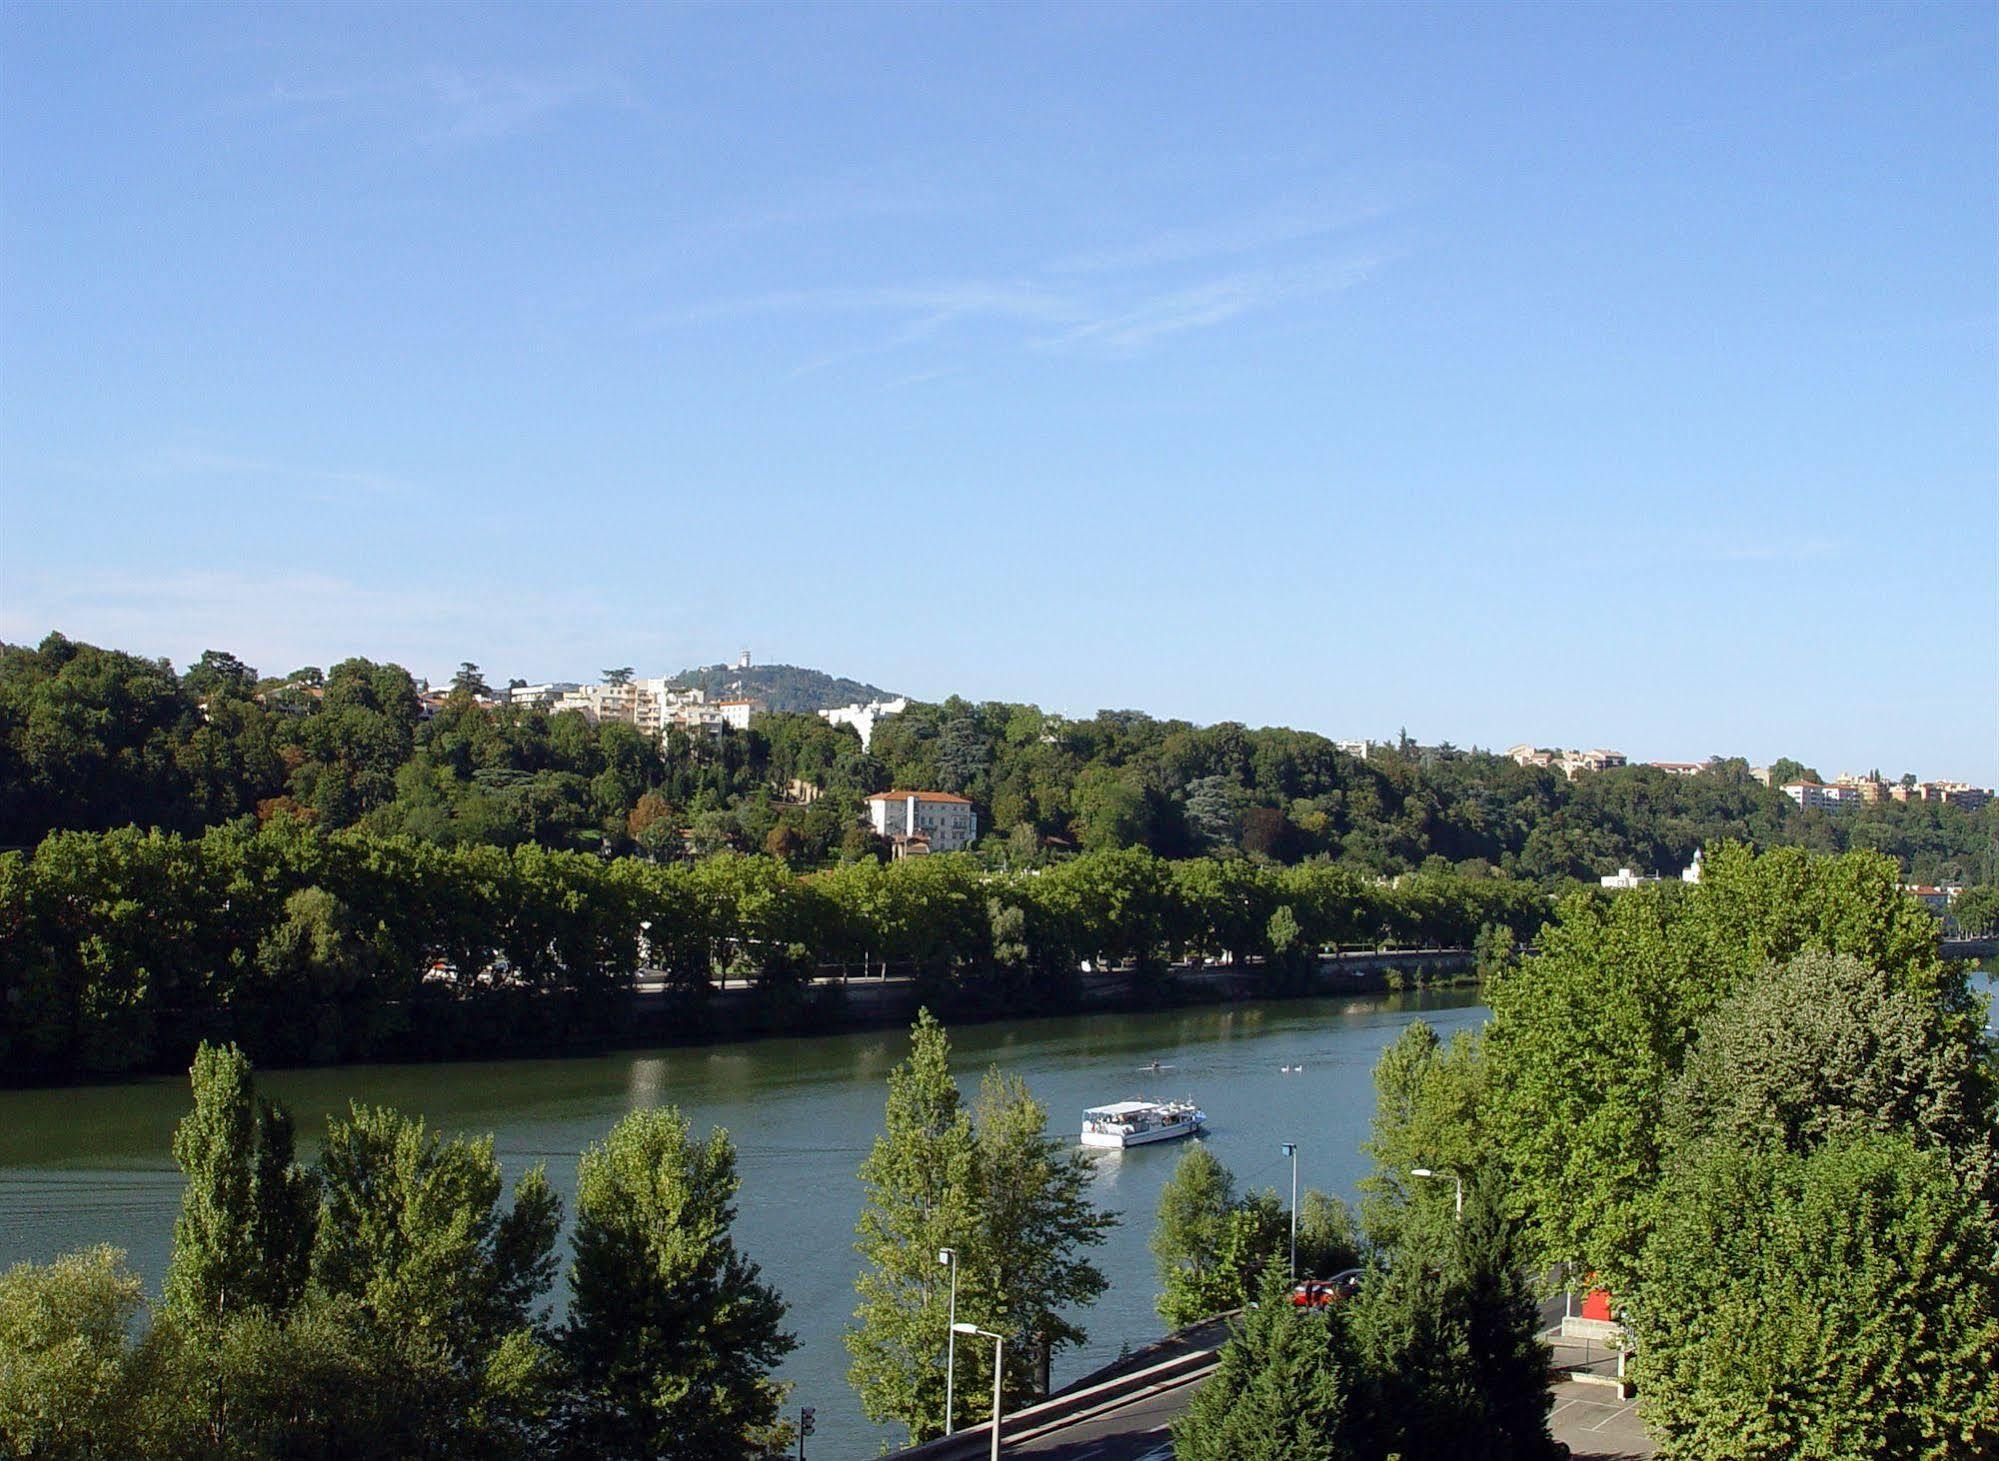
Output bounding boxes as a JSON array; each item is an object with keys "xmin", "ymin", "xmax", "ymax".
[{"xmin": 3, "ymin": 2, "xmax": 1994, "ymax": 779}]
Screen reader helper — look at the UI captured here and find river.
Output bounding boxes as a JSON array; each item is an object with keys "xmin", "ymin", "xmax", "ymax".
[{"xmin": 0, "ymin": 987, "xmax": 1490, "ymax": 1455}]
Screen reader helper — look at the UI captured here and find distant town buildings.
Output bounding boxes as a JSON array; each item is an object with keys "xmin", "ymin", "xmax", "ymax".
[
  {"xmin": 819, "ymin": 697, "xmax": 909, "ymax": 750},
  {"xmin": 1503, "ymin": 749, "xmax": 1994, "ymax": 811},
  {"xmin": 1505, "ymin": 745, "xmax": 1628, "ymax": 779},
  {"xmin": 512, "ymin": 677, "xmax": 760, "ymax": 738},
  {"xmin": 1898, "ymin": 781, "xmax": 1992, "ymax": 811},
  {"xmin": 1781, "ymin": 776, "xmax": 1993, "ymax": 814},
  {"xmin": 865, "ymin": 790, "xmax": 978, "ymax": 856},
  {"xmin": 1901, "ymin": 883, "xmax": 1965, "ymax": 913},
  {"xmin": 1781, "ymin": 781, "xmax": 1865, "ymax": 813},
  {"xmin": 1333, "ymin": 739, "xmax": 1374, "ymax": 760}
]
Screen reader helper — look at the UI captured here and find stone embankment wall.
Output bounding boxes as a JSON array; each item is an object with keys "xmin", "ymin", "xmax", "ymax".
[{"xmin": 630, "ymin": 948, "xmax": 1477, "ymax": 1043}]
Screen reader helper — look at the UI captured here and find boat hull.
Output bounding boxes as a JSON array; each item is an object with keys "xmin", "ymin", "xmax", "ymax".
[{"xmin": 1080, "ymin": 1119, "xmax": 1205, "ymax": 1149}]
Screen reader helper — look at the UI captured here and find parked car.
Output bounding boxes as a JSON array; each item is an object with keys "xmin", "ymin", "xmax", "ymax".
[{"xmin": 1290, "ymin": 1268, "xmax": 1366, "ymax": 1308}]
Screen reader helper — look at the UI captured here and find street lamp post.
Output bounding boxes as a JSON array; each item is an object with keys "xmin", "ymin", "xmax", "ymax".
[
  {"xmin": 1280, "ymin": 1143, "xmax": 1299, "ymax": 1279},
  {"xmin": 1410, "ymin": 1167, "xmax": 1463, "ymax": 1219},
  {"xmin": 952, "ymin": 1323, "xmax": 1006, "ymax": 1461},
  {"xmin": 938, "ymin": 1248, "xmax": 958, "ymax": 1436}
]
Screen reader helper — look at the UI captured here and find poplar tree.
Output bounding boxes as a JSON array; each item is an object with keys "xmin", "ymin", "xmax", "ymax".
[
  {"xmin": 162, "ymin": 1041, "xmax": 317, "ymax": 1323},
  {"xmin": 559, "ymin": 1106, "xmax": 794, "ymax": 1460},
  {"xmin": 963, "ymin": 1069, "xmax": 1115, "ymax": 1403},
  {"xmin": 846, "ymin": 1009, "xmax": 980, "ymax": 1442}
]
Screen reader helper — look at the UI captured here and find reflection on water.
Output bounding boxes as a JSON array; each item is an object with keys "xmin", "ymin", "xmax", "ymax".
[{"xmin": 0, "ymin": 989, "xmax": 1486, "ymax": 1457}]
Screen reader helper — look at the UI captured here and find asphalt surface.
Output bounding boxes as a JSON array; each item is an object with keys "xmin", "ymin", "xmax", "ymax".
[
  {"xmin": 902, "ymin": 1303, "xmax": 1653, "ymax": 1461},
  {"xmin": 1550, "ymin": 1381, "xmax": 1654, "ymax": 1459}
]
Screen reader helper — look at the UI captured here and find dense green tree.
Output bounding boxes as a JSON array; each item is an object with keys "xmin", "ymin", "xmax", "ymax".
[
  {"xmin": 1662, "ymin": 950, "xmax": 1997, "ymax": 1198},
  {"xmin": 1294, "ymin": 1189, "xmax": 1362, "ymax": 1278},
  {"xmin": 1348, "ymin": 1168, "xmax": 1558, "ymax": 1461},
  {"xmin": 1151, "ymin": 1144, "xmax": 1238, "ymax": 1326},
  {"xmin": 162, "ymin": 1043, "xmax": 317, "ymax": 1323},
  {"xmin": 848, "ymin": 1012, "xmax": 1116, "ymax": 1441},
  {"xmin": 312, "ymin": 1103, "xmax": 562, "ymax": 1446},
  {"xmin": 962, "ymin": 1067, "xmax": 1115, "ymax": 1399},
  {"xmin": 846, "ymin": 1010, "xmax": 980, "ymax": 1441},
  {"xmin": 0, "ymin": 1245, "xmax": 144, "ymax": 1459},
  {"xmin": 1951, "ymin": 882, "xmax": 1999, "ymax": 935},
  {"xmin": 559, "ymin": 1107, "xmax": 794, "ymax": 1459},
  {"xmin": 1632, "ymin": 1135, "xmax": 1999, "ymax": 1459},
  {"xmin": 1357, "ymin": 1020, "xmax": 1487, "ymax": 1252},
  {"xmin": 1173, "ymin": 1267, "xmax": 1366, "ymax": 1461},
  {"xmin": 1484, "ymin": 843, "xmax": 1953, "ymax": 1291}
]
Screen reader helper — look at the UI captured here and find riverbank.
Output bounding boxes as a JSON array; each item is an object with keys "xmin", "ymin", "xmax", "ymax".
[{"xmin": 639, "ymin": 948, "xmax": 1480, "ymax": 1046}]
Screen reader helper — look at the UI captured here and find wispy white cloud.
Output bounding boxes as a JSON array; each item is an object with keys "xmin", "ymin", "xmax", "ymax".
[
  {"xmin": 255, "ymin": 65, "xmax": 630, "ymax": 145},
  {"xmin": 1052, "ymin": 199, "xmax": 1390, "ymax": 274},
  {"xmin": 1041, "ymin": 256, "xmax": 1381, "ymax": 354},
  {"xmin": 127, "ymin": 444, "xmax": 407, "ymax": 498},
  {"xmin": 668, "ymin": 195, "xmax": 1398, "ymax": 368},
  {"xmin": 682, "ymin": 280, "xmax": 1079, "ymax": 330}
]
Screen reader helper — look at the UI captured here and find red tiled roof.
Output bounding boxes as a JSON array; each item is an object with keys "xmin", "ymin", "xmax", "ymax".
[{"xmin": 865, "ymin": 790, "xmax": 973, "ymax": 804}]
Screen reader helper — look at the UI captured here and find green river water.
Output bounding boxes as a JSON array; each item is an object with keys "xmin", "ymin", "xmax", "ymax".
[{"xmin": 0, "ymin": 988, "xmax": 1480, "ymax": 1455}]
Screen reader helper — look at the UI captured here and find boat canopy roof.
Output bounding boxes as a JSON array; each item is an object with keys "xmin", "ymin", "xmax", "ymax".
[{"xmin": 1084, "ymin": 1100, "xmax": 1163, "ymax": 1117}]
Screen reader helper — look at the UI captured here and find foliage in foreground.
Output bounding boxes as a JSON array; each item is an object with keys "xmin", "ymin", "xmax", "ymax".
[
  {"xmin": 1633, "ymin": 1135, "xmax": 1999, "ymax": 1459},
  {"xmin": 1174, "ymin": 1166, "xmax": 1558, "ymax": 1461},
  {"xmin": 560, "ymin": 1107, "xmax": 795, "ymax": 1459},
  {"xmin": 1150, "ymin": 1143, "xmax": 1360, "ymax": 1328},
  {"xmin": 846, "ymin": 1010, "xmax": 1117, "ymax": 1444},
  {"xmin": 0, "ymin": 1043, "xmax": 791, "ymax": 1461}
]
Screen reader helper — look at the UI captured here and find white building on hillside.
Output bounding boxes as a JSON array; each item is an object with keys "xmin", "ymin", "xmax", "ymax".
[
  {"xmin": 1781, "ymin": 781, "xmax": 1862, "ymax": 813},
  {"xmin": 1600, "ymin": 867, "xmax": 1657, "ymax": 890},
  {"xmin": 865, "ymin": 790, "xmax": 978, "ymax": 855},
  {"xmin": 821, "ymin": 697, "xmax": 908, "ymax": 750}
]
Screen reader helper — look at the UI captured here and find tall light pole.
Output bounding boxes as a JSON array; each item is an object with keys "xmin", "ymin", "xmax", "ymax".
[
  {"xmin": 952, "ymin": 1323, "xmax": 1006, "ymax": 1461},
  {"xmin": 938, "ymin": 1248, "xmax": 959, "ymax": 1436},
  {"xmin": 1280, "ymin": 1142, "xmax": 1299, "ymax": 1279},
  {"xmin": 1410, "ymin": 1167, "xmax": 1462, "ymax": 1219}
]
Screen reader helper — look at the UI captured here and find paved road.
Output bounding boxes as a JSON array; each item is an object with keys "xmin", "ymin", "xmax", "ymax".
[{"xmin": 1008, "ymin": 1377, "xmax": 1190, "ymax": 1460}]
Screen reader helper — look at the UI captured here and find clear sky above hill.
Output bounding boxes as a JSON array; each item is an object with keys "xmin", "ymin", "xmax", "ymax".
[{"xmin": 3, "ymin": 2, "xmax": 1994, "ymax": 779}]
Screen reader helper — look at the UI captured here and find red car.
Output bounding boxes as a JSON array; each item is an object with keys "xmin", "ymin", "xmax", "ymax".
[{"xmin": 1290, "ymin": 1268, "xmax": 1365, "ymax": 1308}]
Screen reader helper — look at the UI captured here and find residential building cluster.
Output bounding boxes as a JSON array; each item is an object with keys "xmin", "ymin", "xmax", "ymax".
[
  {"xmin": 1501, "ymin": 742, "xmax": 1994, "ymax": 812},
  {"xmin": 1504, "ymin": 744, "xmax": 1629, "ymax": 779},
  {"xmin": 510, "ymin": 678, "xmax": 755, "ymax": 735},
  {"xmin": 1780, "ymin": 773, "xmax": 1992, "ymax": 814}
]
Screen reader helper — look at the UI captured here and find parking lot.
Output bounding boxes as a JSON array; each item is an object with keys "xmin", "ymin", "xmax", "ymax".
[{"xmin": 1550, "ymin": 1380, "xmax": 1653, "ymax": 1458}]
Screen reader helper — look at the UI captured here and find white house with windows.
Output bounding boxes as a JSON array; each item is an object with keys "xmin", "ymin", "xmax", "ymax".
[{"xmin": 865, "ymin": 791, "xmax": 978, "ymax": 855}]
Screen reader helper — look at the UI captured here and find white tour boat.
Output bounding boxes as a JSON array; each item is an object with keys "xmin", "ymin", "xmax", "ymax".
[{"xmin": 1080, "ymin": 1098, "xmax": 1207, "ymax": 1149}]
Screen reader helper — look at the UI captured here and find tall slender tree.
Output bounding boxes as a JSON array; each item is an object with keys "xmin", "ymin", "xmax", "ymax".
[
  {"xmin": 162, "ymin": 1042, "xmax": 317, "ymax": 1323},
  {"xmin": 559, "ymin": 1107, "xmax": 794, "ymax": 1460},
  {"xmin": 963, "ymin": 1068, "xmax": 1115, "ymax": 1403},
  {"xmin": 846, "ymin": 1009, "xmax": 980, "ymax": 1442}
]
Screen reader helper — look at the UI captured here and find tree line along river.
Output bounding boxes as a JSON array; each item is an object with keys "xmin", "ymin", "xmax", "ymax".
[{"xmin": 0, "ymin": 986, "xmax": 1574, "ymax": 1454}]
